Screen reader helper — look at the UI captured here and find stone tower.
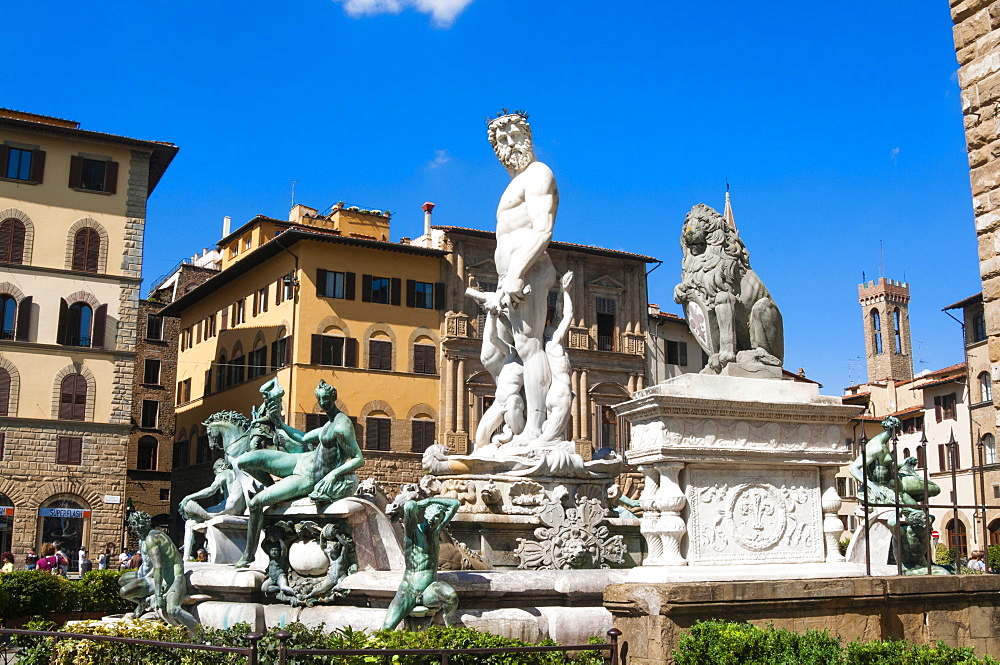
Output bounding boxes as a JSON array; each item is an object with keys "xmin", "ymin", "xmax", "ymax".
[{"xmin": 858, "ymin": 277, "xmax": 913, "ymax": 383}]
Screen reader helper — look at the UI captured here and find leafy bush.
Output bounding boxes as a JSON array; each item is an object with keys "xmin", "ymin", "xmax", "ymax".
[
  {"xmin": 673, "ymin": 619, "xmax": 842, "ymax": 665},
  {"xmin": 987, "ymin": 544, "xmax": 1000, "ymax": 571},
  {"xmin": 674, "ymin": 621, "xmax": 1000, "ymax": 665},
  {"xmin": 77, "ymin": 570, "xmax": 129, "ymax": 613},
  {"xmin": 0, "ymin": 569, "xmax": 128, "ymax": 618},
  {"xmin": 14, "ymin": 620, "xmax": 605, "ymax": 665},
  {"xmin": 0, "ymin": 571, "xmax": 78, "ymax": 617},
  {"xmin": 935, "ymin": 543, "xmax": 955, "ymax": 565}
]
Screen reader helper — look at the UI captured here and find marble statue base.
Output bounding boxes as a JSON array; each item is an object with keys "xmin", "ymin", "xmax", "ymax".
[{"xmin": 616, "ymin": 373, "xmax": 862, "ymax": 570}]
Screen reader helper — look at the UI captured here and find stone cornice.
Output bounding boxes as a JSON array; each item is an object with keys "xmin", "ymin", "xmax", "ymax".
[
  {"xmin": 616, "ymin": 394, "xmax": 863, "ymax": 424},
  {"xmin": 0, "ymin": 262, "xmax": 143, "ymax": 284},
  {"xmin": 0, "ymin": 416, "xmax": 130, "ymax": 434},
  {"xmin": 0, "ymin": 340, "xmax": 137, "ymax": 358}
]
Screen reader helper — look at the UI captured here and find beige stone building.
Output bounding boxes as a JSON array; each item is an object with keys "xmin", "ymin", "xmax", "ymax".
[
  {"xmin": 646, "ymin": 304, "xmax": 708, "ymax": 382},
  {"xmin": 0, "ymin": 108, "xmax": 176, "ymax": 567}
]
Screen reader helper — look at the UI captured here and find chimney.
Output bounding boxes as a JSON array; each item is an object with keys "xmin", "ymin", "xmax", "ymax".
[
  {"xmin": 422, "ymin": 202, "xmax": 435, "ymax": 237},
  {"xmin": 222, "ymin": 216, "xmax": 231, "ymax": 238}
]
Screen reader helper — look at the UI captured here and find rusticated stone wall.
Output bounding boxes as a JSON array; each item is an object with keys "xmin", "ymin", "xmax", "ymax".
[
  {"xmin": 951, "ymin": 0, "xmax": 1000, "ymax": 416},
  {"xmin": 605, "ymin": 575, "xmax": 1000, "ymax": 665}
]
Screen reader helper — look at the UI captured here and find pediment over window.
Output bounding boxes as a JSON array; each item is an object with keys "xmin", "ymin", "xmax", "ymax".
[{"xmin": 587, "ymin": 275, "xmax": 626, "ymax": 292}]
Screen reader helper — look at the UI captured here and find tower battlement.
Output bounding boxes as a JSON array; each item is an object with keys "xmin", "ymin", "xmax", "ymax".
[{"xmin": 857, "ymin": 276, "xmax": 913, "ymax": 383}]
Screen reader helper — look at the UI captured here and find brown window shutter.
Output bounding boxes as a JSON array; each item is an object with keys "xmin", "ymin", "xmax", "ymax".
[
  {"xmin": 73, "ymin": 375, "xmax": 87, "ymax": 420},
  {"xmin": 57, "ymin": 436, "xmax": 68, "ymax": 464},
  {"xmin": 939, "ymin": 445, "xmax": 947, "ymax": 471},
  {"xmin": 104, "ymin": 160, "xmax": 118, "ymax": 194},
  {"xmin": 285, "ymin": 336, "xmax": 292, "ymax": 365},
  {"xmin": 413, "ymin": 345, "xmax": 424, "ymax": 373},
  {"xmin": 0, "ymin": 146, "xmax": 8, "ymax": 174},
  {"xmin": 0, "ymin": 432, "xmax": 5, "ymax": 460},
  {"xmin": 406, "ymin": 280, "xmax": 416, "ymax": 307},
  {"xmin": 345, "ymin": 338, "xmax": 358, "ymax": 367},
  {"xmin": 85, "ymin": 229, "xmax": 100, "ymax": 272},
  {"xmin": 70, "ymin": 436, "xmax": 82, "ymax": 464},
  {"xmin": 204, "ymin": 368, "xmax": 212, "ymax": 396},
  {"xmin": 221, "ymin": 308, "xmax": 228, "ymax": 330},
  {"xmin": 934, "ymin": 395, "xmax": 942, "ymax": 423},
  {"xmin": 270, "ymin": 340, "xmax": 278, "ymax": 371},
  {"xmin": 311, "ymin": 334, "xmax": 323, "ymax": 364},
  {"xmin": 0, "ymin": 368, "xmax": 10, "ymax": 416},
  {"xmin": 379, "ymin": 418, "xmax": 391, "ymax": 450},
  {"xmin": 8, "ymin": 220, "xmax": 24, "ymax": 264},
  {"xmin": 954, "ymin": 442, "xmax": 961, "ymax": 469},
  {"xmin": 72, "ymin": 229, "xmax": 88, "ymax": 271},
  {"xmin": 345, "ymin": 272, "xmax": 356, "ymax": 300},
  {"xmin": 275, "ymin": 278, "xmax": 282, "ymax": 304},
  {"xmin": 391, "ymin": 278, "xmax": 401, "ymax": 306},
  {"xmin": 91, "ymin": 304, "xmax": 107, "ymax": 348},
  {"xmin": 435, "ymin": 282, "xmax": 446, "ymax": 310},
  {"xmin": 361, "ymin": 274, "xmax": 372, "ymax": 302},
  {"xmin": 0, "ymin": 220, "xmax": 10, "ymax": 263},
  {"xmin": 365, "ymin": 417, "xmax": 378, "ymax": 450},
  {"xmin": 29, "ymin": 149, "xmax": 44, "ymax": 183},
  {"xmin": 15, "ymin": 296, "xmax": 31, "ymax": 341},
  {"xmin": 262, "ymin": 285, "xmax": 268, "ymax": 312},
  {"xmin": 316, "ymin": 268, "xmax": 327, "ymax": 297},
  {"xmin": 56, "ymin": 298, "xmax": 68, "ymax": 345},
  {"xmin": 68, "ymin": 155, "xmax": 83, "ymax": 188}
]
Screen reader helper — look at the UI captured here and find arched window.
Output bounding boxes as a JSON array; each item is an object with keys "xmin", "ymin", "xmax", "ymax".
[
  {"xmin": 137, "ymin": 436, "xmax": 158, "ymax": 471},
  {"xmin": 368, "ymin": 333, "xmax": 392, "ymax": 371},
  {"xmin": 980, "ymin": 371, "xmax": 992, "ymax": 403},
  {"xmin": 39, "ymin": 495, "xmax": 90, "ymax": 573},
  {"xmin": 59, "ymin": 373, "xmax": 88, "ymax": 421},
  {"xmin": 0, "ymin": 367, "xmax": 10, "ymax": 417},
  {"xmin": 984, "ymin": 433, "xmax": 997, "ymax": 466},
  {"xmin": 990, "ymin": 518, "xmax": 1000, "ymax": 546},
  {"xmin": 0, "ymin": 218, "xmax": 25, "ymax": 265},
  {"xmin": 66, "ymin": 302, "xmax": 92, "ymax": 347},
  {"xmin": 871, "ymin": 310, "xmax": 882, "ymax": 354},
  {"xmin": 365, "ymin": 413, "xmax": 391, "ymax": 451},
  {"xmin": 0, "ymin": 295, "xmax": 15, "ymax": 340},
  {"xmin": 893, "ymin": 308, "xmax": 902, "ymax": 354},
  {"xmin": 71, "ymin": 228, "xmax": 101, "ymax": 273},
  {"xmin": 946, "ymin": 518, "xmax": 968, "ymax": 560}
]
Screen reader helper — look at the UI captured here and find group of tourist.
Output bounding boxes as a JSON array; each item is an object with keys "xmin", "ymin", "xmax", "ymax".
[{"xmin": 967, "ymin": 550, "xmax": 989, "ymax": 571}]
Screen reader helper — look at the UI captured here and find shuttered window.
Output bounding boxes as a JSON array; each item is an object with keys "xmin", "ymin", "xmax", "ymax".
[
  {"xmin": 59, "ymin": 374, "xmax": 87, "ymax": 421},
  {"xmin": 71, "ymin": 228, "xmax": 101, "ymax": 272},
  {"xmin": 310, "ymin": 335, "xmax": 358, "ymax": 367},
  {"xmin": 411, "ymin": 420, "xmax": 435, "ymax": 453},
  {"xmin": 365, "ymin": 417, "xmax": 391, "ymax": 451},
  {"xmin": 0, "ymin": 368, "xmax": 10, "ymax": 416},
  {"xmin": 368, "ymin": 340, "xmax": 392, "ymax": 371},
  {"xmin": 57, "ymin": 436, "xmax": 83, "ymax": 465},
  {"xmin": 0, "ymin": 219, "xmax": 25, "ymax": 264},
  {"xmin": 69, "ymin": 156, "xmax": 117, "ymax": 194},
  {"xmin": 413, "ymin": 344, "xmax": 436, "ymax": 374},
  {"xmin": 173, "ymin": 439, "xmax": 190, "ymax": 468}
]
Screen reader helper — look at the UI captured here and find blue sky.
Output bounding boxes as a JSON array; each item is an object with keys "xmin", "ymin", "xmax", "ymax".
[{"xmin": 2, "ymin": 0, "xmax": 978, "ymax": 391}]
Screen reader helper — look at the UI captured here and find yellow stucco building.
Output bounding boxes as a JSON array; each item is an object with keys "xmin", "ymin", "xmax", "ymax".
[
  {"xmin": 163, "ymin": 203, "xmax": 448, "ymax": 515},
  {"xmin": 0, "ymin": 108, "xmax": 176, "ymax": 566}
]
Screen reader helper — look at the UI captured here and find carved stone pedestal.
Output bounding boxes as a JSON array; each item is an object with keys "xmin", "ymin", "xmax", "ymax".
[{"xmin": 616, "ymin": 374, "xmax": 861, "ymax": 569}]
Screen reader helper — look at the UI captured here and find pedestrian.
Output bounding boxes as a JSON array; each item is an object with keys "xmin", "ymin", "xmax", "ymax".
[
  {"xmin": 196, "ymin": 548, "xmax": 208, "ymax": 562},
  {"xmin": 78, "ymin": 548, "xmax": 88, "ymax": 573},
  {"xmin": 130, "ymin": 549, "xmax": 142, "ymax": 569},
  {"xmin": 25, "ymin": 547, "xmax": 38, "ymax": 571},
  {"xmin": 36, "ymin": 543, "xmax": 59, "ymax": 574},
  {"xmin": 98, "ymin": 548, "xmax": 108, "ymax": 570},
  {"xmin": 54, "ymin": 545, "xmax": 68, "ymax": 577},
  {"xmin": 0, "ymin": 552, "xmax": 13, "ymax": 574},
  {"xmin": 970, "ymin": 550, "xmax": 987, "ymax": 571}
]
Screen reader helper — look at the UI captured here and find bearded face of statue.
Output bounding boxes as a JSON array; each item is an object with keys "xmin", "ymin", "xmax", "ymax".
[{"xmin": 491, "ymin": 119, "xmax": 534, "ymax": 172}]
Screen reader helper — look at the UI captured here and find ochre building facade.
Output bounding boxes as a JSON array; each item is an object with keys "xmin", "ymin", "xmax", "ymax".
[{"xmin": 0, "ymin": 108, "xmax": 176, "ymax": 567}]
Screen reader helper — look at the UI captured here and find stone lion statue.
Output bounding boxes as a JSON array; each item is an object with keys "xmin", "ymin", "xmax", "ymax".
[{"xmin": 673, "ymin": 203, "xmax": 783, "ymax": 376}]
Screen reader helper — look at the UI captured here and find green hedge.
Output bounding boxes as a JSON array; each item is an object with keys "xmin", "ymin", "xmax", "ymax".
[
  {"xmin": 0, "ymin": 570, "xmax": 128, "ymax": 618},
  {"xmin": 674, "ymin": 620, "xmax": 1000, "ymax": 665},
  {"xmin": 12, "ymin": 619, "xmax": 606, "ymax": 665}
]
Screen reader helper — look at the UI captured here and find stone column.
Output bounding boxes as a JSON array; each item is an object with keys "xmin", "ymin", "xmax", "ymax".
[
  {"xmin": 820, "ymin": 467, "xmax": 845, "ymax": 563},
  {"xmin": 580, "ymin": 369, "xmax": 589, "ymax": 441},
  {"xmin": 641, "ymin": 462, "xmax": 687, "ymax": 566},
  {"xmin": 456, "ymin": 358, "xmax": 466, "ymax": 435},
  {"xmin": 570, "ymin": 369, "xmax": 580, "ymax": 439},
  {"xmin": 443, "ymin": 355, "xmax": 454, "ymax": 432}
]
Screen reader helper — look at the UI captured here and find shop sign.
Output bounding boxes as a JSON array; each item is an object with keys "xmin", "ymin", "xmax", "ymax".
[
  {"xmin": 38, "ymin": 508, "xmax": 90, "ymax": 519},
  {"xmin": 0, "ymin": 507, "xmax": 11, "ymax": 517}
]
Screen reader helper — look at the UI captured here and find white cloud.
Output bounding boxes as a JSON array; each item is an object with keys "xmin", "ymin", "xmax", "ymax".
[
  {"xmin": 335, "ymin": 0, "xmax": 475, "ymax": 27},
  {"xmin": 428, "ymin": 149, "xmax": 451, "ymax": 169},
  {"xmin": 889, "ymin": 147, "xmax": 900, "ymax": 162}
]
